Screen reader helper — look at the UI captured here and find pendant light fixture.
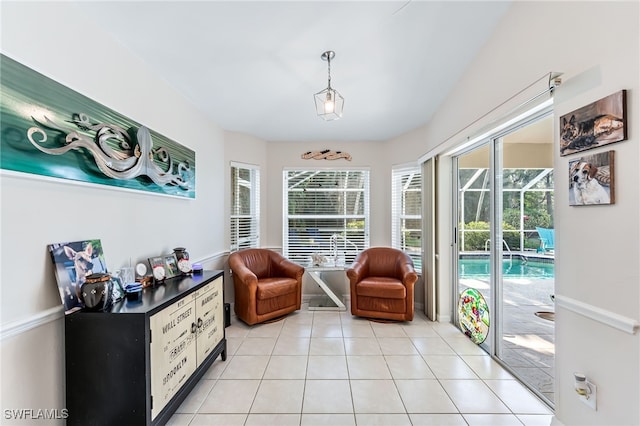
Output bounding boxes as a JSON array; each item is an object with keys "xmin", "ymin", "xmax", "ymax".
[{"xmin": 314, "ymin": 50, "xmax": 344, "ymax": 121}]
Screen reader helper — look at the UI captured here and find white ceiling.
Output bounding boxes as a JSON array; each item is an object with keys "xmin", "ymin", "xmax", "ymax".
[{"xmin": 74, "ymin": 1, "xmax": 511, "ymax": 142}]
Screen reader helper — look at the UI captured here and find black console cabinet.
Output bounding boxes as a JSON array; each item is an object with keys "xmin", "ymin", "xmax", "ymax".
[{"xmin": 65, "ymin": 270, "xmax": 226, "ymax": 426}]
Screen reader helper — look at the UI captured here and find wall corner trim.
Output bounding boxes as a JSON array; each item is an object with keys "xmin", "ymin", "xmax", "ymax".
[
  {"xmin": 0, "ymin": 305, "xmax": 64, "ymax": 341},
  {"xmin": 555, "ymin": 294, "xmax": 639, "ymax": 335}
]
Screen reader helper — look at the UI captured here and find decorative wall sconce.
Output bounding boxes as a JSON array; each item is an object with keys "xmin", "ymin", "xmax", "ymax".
[{"xmin": 313, "ymin": 51, "xmax": 344, "ymax": 121}]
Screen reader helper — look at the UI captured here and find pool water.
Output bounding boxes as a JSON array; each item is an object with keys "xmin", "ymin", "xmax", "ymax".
[{"xmin": 459, "ymin": 257, "xmax": 554, "ymax": 279}]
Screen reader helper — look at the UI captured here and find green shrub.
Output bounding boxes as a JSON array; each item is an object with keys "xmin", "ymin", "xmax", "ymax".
[
  {"xmin": 461, "ymin": 221, "xmax": 520, "ymax": 251},
  {"xmin": 503, "ymin": 208, "xmax": 552, "ymax": 229},
  {"xmin": 461, "ymin": 221, "xmax": 490, "ymax": 251}
]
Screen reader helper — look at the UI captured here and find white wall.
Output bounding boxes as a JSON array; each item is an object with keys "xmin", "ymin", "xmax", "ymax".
[
  {"xmin": 386, "ymin": 2, "xmax": 640, "ymax": 425},
  {"xmin": 0, "ymin": 3, "xmax": 226, "ymax": 422}
]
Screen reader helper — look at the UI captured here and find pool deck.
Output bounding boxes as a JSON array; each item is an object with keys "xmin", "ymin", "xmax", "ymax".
[{"xmin": 459, "ymin": 252, "xmax": 555, "ymax": 406}]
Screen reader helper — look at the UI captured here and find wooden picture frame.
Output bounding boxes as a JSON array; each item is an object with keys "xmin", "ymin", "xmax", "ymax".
[
  {"xmin": 560, "ymin": 90, "xmax": 627, "ymax": 156},
  {"xmin": 569, "ymin": 150, "xmax": 615, "ymax": 206}
]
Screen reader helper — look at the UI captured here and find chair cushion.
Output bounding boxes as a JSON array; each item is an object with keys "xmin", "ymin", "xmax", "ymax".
[
  {"xmin": 356, "ymin": 277, "xmax": 406, "ymax": 299},
  {"xmin": 257, "ymin": 277, "xmax": 298, "ymax": 300}
]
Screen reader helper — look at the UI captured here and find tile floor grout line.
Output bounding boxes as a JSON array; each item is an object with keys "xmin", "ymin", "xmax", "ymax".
[
  {"xmin": 174, "ymin": 311, "xmax": 552, "ymax": 425},
  {"xmin": 340, "ymin": 312, "xmax": 359, "ymax": 423}
]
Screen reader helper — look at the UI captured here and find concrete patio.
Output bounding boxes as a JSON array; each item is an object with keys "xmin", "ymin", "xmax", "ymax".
[{"xmin": 460, "ymin": 274, "xmax": 555, "ymax": 406}]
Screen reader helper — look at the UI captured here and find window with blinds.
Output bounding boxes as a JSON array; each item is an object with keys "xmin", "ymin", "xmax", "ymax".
[
  {"xmin": 230, "ymin": 162, "xmax": 260, "ymax": 252},
  {"xmin": 392, "ymin": 166, "xmax": 422, "ymax": 269},
  {"xmin": 284, "ymin": 169, "xmax": 369, "ymax": 266}
]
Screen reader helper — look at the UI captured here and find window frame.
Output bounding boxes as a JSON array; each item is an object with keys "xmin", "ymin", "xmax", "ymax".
[
  {"xmin": 391, "ymin": 164, "xmax": 422, "ymax": 270},
  {"xmin": 230, "ymin": 161, "xmax": 260, "ymax": 252},
  {"xmin": 283, "ymin": 167, "xmax": 370, "ymax": 266}
]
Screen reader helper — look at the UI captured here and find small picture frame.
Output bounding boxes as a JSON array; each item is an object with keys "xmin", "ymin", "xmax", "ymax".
[
  {"xmin": 148, "ymin": 256, "xmax": 166, "ymax": 282},
  {"xmin": 569, "ymin": 150, "xmax": 615, "ymax": 206},
  {"xmin": 164, "ymin": 254, "xmax": 180, "ymax": 279}
]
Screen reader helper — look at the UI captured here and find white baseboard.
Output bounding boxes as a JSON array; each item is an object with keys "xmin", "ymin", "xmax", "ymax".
[{"xmin": 437, "ymin": 314, "xmax": 452, "ymax": 323}]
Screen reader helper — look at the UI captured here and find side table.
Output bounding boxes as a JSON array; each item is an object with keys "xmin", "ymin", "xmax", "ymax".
[{"xmin": 306, "ymin": 266, "xmax": 347, "ymax": 311}]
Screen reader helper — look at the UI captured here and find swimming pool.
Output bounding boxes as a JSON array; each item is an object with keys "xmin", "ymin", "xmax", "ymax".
[{"xmin": 459, "ymin": 257, "xmax": 554, "ymax": 279}]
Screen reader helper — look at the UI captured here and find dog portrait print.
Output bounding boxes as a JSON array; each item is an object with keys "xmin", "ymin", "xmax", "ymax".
[
  {"xmin": 48, "ymin": 239, "xmax": 108, "ymax": 313},
  {"xmin": 64, "ymin": 243, "xmax": 95, "ymax": 287},
  {"xmin": 569, "ymin": 151, "xmax": 615, "ymax": 206},
  {"xmin": 560, "ymin": 90, "xmax": 627, "ymax": 156}
]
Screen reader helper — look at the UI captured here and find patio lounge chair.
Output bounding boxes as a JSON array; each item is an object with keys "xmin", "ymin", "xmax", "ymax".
[{"xmin": 536, "ymin": 227, "xmax": 555, "ymax": 253}]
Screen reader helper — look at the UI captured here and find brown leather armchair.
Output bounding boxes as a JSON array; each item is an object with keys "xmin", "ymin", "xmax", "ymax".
[
  {"xmin": 347, "ymin": 247, "xmax": 418, "ymax": 322},
  {"xmin": 229, "ymin": 249, "xmax": 304, "ymax": 325}
]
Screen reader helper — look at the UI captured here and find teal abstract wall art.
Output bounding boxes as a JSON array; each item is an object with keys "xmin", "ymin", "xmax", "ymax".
[{"xmin": 0, "ymin": 54, "xmax": 195, "ymax": 198}]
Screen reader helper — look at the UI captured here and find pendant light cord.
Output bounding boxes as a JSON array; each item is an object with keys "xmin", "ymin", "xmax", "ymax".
[{"xmin": 327, "ymin": 56, "xmax": 332, "ymax": 90}]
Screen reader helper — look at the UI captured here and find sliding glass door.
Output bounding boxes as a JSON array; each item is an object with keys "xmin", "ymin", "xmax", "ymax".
[
  {"xmin": 454, "ymin": 143, "xmax": 494, "ymax": 354},
  {"xmin": 453, "ymin": 110, "xmax": 555, "ymax": 407},
  {"xmin": 499, "ymin": 115, "xmax": 555, "ymax": 406}
]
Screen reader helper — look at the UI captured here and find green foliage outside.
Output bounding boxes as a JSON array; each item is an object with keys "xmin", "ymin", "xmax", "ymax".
[
  {"xmin": 461, "ymin": 222, "xmax": 494, "ymax": 251},
  {"xmin": 502, "ymin": 209, "xmax": 552, "ymax": 230},
  {"xmin": 460, "ymin": 169, "xmax": 554, "ymax": 251},
  {"xmin": 461, "ymin": 221, "xmax": 535, "ymax": 251}
]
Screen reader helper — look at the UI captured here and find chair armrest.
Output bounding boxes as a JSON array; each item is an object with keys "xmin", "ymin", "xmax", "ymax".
[
  {"xmin": 229, "ymin": 258, "xmax": 258, "ymax": 287},
  {"xmin": 274, "ymin": 257, "xmax": 305, "ymax": 281},
  {"xmin": 398, "ymin": 262, "xmax": 418, "ymax": 287},
  {"xmin": 346, "ymin": 261, "xmax": 367, "ymax": 284}
]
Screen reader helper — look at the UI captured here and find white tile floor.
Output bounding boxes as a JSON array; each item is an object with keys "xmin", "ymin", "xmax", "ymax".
[{"xmin": 168, "ymin": 309, "xmax": 553, "ymax": 426}]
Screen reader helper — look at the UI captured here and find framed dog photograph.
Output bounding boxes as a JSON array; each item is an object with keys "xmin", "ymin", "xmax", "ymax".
[
  {"xmin": 48, "ymin": 239, "xmax": 108, "ymax": 314},
  {"xmin": 569, "ymin": 151, "xmax": 615, "ymax": 206},
  {"xmin": 560, "ymin": 90, "xmax": 627, "ymax": 156}
]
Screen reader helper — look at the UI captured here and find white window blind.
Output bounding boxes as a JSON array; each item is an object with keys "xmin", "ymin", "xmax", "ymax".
[
  {"xmin": 392, "ymin": 166, "xmax": 422, "ymax": 269},
  {"xmin": 230, "ymin": 162, "xmax": 260, "ymax": 252},
  {"xmin": 284, "ymin": 169, "xmax": 369, "ymax": 266}
]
